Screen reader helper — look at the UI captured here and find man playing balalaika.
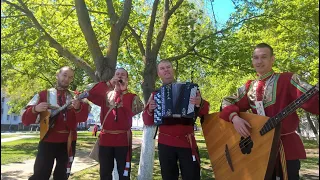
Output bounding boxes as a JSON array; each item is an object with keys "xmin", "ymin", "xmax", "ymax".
[
  {"xmin": 142, "ymin": 60, "xmax": 210, "ymax": 180},
  {"xmin": 220, "ymin": 43, "xmax": 319, "ymax": 180},
  {"xmin": 22, "ymin": 66, "xmax": 90, "ymax": 180}
]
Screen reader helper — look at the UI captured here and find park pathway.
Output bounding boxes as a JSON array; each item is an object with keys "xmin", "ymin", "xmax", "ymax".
[{"xmin": 1, "ymin": 136, "xmax": 142, "ymax": 180}]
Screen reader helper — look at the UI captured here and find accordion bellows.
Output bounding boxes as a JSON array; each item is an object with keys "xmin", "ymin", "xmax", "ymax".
[{"xmin": 154, "ymin": 82, "xmax": 198, "ymax": 125}]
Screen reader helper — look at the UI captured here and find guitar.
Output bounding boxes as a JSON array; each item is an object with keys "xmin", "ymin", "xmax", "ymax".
[
  {"xmin": 201, "ymin": 83, "xmax": 318, "ymax": 180},
  {"xmin": 39, "ymin": 91, "xmax": 89, "ymax": 141}
]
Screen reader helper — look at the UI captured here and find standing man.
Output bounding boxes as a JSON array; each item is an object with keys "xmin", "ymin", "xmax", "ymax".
[
  {"xmin": 220, "ymin": 43, "xmax": 319, "ymax": 180},
  {"xmin": 85, "ymin": 68, "xmax": 144, "ymax": 180},
  {"xmin": 93, "ymin": 124, "xmax": 98, "ymax": 137},
  {"xmin": 22, "ymin": 66, "xmax": 90, "ymax": 180},
  {"xmin": 142, "ymin": 60, "xmax": 210, "ymax": 180}
]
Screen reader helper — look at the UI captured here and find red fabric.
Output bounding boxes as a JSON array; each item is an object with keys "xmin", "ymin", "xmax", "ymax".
[
  {"xmin": 219, "ymin": 80, "xmax": 252, "ymax": 122},
  {"xmin": 22, "ymin": 89, "xmax": 89, "ymax": 142},
  {"xmin": 86, "ymin": 82, "xmax": 138, "ymax": 146},
  {"xmin": 220, "ymin": 72, "xmax": 319, "ymax": 160},
  {"xmin": 142, "ymin": 91, "xmax": 210, "ymax": 148}
]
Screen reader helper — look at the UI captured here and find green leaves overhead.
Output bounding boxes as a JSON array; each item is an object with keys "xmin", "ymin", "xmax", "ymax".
[{"xmin": 1, "ymin": 0, "xmax": 318, "ymax": 114}]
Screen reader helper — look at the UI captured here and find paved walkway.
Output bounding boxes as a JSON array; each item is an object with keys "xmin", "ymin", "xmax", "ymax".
[
  {"xmin": 1, "ymin": 135, "xmax": 36, "ymax": 143},
  {"xmin": 1, "ymin": 137, "xmax": 142, "ymax": 180}
]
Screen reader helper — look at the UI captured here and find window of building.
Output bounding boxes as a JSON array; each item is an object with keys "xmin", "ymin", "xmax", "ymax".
[
  {"xmin": 7, "ymin": 115, "xmax": 10, "ymax": 121},
  {"xmin": 1, "ymin": 97, "xmax": 5, "ymax": 102},
  {"xmin": 1, "ymin": 108, "xmax": 3, "ymax": 115},
  {"xmin": 14, "ymin": 116, "xmax": 18, "ymax": 121}
]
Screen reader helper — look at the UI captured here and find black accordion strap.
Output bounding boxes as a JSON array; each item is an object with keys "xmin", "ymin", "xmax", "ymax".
[{"xmin": 153, "ymin": 126, "xmax": 159, "ymax": 139}]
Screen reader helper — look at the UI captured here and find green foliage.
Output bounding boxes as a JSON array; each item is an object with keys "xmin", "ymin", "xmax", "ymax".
[{"xmin": 1, "ymin": 0, "xmax": 319, "ymax": 116}]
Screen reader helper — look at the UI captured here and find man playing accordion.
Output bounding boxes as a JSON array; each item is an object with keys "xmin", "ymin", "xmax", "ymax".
[{"xmin": 142, "ymin": 60, "xmax": 209, "ymax": 180}]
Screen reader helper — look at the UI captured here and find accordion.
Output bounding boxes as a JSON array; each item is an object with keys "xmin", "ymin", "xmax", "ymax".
[{"xmin": 153, "ymin": 82, "xmax": 199, "ymax": 125}]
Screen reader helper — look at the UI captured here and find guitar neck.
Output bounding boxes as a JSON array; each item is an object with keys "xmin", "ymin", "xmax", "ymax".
[{"xmin": 260, "ymin": 85, "xmax": 318, "ymax": 135}]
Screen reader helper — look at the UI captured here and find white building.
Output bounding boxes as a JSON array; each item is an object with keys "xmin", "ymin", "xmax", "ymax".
[{"xmin": 1, "ymin": 90, "xmax": 22, "ymax": 131}]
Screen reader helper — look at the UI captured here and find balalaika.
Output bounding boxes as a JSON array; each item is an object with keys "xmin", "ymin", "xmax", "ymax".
[{"xmin": 154, "ymin": 82, "xmax": 198, "ymax": 125}]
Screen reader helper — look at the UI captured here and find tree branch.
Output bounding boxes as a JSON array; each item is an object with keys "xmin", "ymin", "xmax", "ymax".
[
  {"xmin": 162, "ymin": 52, "xmax": 193, "ymax": 62},
  {"xmin": 1, "ymin": 14, "xmax": 27, "ymax": 18},
  {"xmin": 1, "ymin": 36, "xmax": 43, "ymax": 54},
  {"xmin": 146, "ymin": 0, "xmax": 160, "ymax": 54},
  {"xmin": 3, "ymin": 0, "xmax": 97, "ymax": 81},
  {"xmin": 163, "ymin": 14, "xmax": 267, "ymax": 62},
  {"xmin": 106, "ymin": 0, "xmax": 118, "ymax": 25},
  {"xmin": 75, "ymin": 0, "xmax": 104, "ymax": 68},
  {"xmin": 116, "ymin": 0, "xmax": 133, "ymax": 32},
  {"xmin": 152, "ymin": 0, "xmax": 184, "ymax": 55},
  {"xmin": 193, "ymin": 50, "xmax": 215, "ymax": 62},
  {"xmin": 1, "ymin": 24, "xmax": 34, "ymax": 39},
  {"xmin": 10, "ymin": 67, "xmax": 54, "ymax": 87},
  {"xmin": 168, "ymin": 0, "xmax": 184, "ymax": 17},
  {"xmin": 127, "ymin": 24, "xmax": 145, "ymax": 56}
]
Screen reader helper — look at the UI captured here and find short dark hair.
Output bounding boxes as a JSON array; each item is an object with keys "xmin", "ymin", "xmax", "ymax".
[
  {"xmin": 116, "ymin": 67, "xmax": 128, "ymax": 77},
  {"xmin": 255, "ymin": 43, "xmax": 274, "ymax": 56},
  {"xmin": 157, "ymin": 60, "xmax": 172, "ymax": 70}
]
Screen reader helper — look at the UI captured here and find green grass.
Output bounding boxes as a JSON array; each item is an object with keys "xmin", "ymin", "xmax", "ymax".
[
  {"xmin": 1, "ymin": 131, "xmax": 318, "ymax": 179},
  {"xmin": 302, "ymin": 139, "xmax": 318, "ymax": 149},
  {"xmin": 70, "ymin": 141, "xmax": 215, "ymax": 180},
  {"xmin": 1, "ymin": 137, "xmax": 40, "ymax": 165},
  {"xmin": 1, "ymin": 134, "xmax": 21, "ymax": 139},
  {"xmin": 301, "ymin": 157, "xmax": 319, "ymax": 170}
]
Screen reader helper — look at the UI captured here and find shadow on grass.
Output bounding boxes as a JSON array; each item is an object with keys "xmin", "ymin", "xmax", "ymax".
[
  {"xmin": 1, "ymin": 143, "xmax": 38, "ymax": 164},
  {"xmin": 301, "ymin": 174, "xmax": 319, "ymax": 180},
  {"xmin": 1, "ymin": 170, "xmax": 32, "ymax": 180}
]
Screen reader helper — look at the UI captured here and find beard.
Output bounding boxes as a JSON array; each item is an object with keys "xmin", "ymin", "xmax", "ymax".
[{"xmin": 57, "ymin": 81, "xmax": 69, "ymax": 89}]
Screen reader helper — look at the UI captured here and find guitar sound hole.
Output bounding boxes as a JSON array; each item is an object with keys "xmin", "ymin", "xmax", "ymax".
[{"xmin": 239, "ymin": 136, "xmax": 253, "ymax": 154}]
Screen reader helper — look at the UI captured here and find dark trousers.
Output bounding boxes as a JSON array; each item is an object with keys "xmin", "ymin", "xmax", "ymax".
[
  {"xmin": 99, "ymin": 146, "xmax": 130, "ymax": 180},
  {"xmin": 272, "ymin": 159, "xmax": 301, "ymax": 180},
  {"xmin": 158, "ymin": 143, "xmax": 200, "ymax": 180},
  {"xmin": 29, "ymin": 141, "xmax": 76, "ymax": 180}
]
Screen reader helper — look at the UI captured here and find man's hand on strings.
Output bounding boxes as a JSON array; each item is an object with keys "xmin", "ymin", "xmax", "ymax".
[
  {"xmin": 232, "ymin": 115, "xmax": 252, "ymax": 138},
  {"xmin": 34, "ymin": 102, "xmax": 49, "ymax": 112}
]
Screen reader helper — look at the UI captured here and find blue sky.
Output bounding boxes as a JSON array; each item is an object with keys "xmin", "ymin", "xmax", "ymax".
[{"xmin": 205, "ymin": 0, "xmax": 236, "ymax": 26}]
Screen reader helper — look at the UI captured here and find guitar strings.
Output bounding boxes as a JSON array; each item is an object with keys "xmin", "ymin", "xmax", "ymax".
[
  {"xmin": 209, "ymin": 85, "xmax": 318, "ymax": 170},
  {"xmin": 210, "ymin": 88, "xmax": 317, "ymax": 170}
]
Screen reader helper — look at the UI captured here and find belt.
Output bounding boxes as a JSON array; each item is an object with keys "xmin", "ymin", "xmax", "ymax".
[
  {"xmin": 102, "ymin": 129, "xmax": 128, "ymax": 134},
  {"xmin": 281, "ymin": 131, "xmax": 295, "ymax": 136},
  {"xmin": 159, "ymin": 132, "xmax": 200, "ymax": 164},
  {"xmin": 56, "ymin": 130, "xmax": 74, "ymax": 134}
]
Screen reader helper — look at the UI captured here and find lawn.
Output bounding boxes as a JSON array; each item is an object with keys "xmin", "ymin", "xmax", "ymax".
[
  {"xmin": 1, "ymin": 131, "xmax": 318, "ymax": 179},
  {"xmin": 0, "ymin": 131, "xmax": 141, "ymax": 165},
  {"xmin": 70, "ymin": 131, "xmax": 319, "ymax": 180},
  {"xmin": 70, "ymin": 134, "xmax": 214, "ymax": 180}
]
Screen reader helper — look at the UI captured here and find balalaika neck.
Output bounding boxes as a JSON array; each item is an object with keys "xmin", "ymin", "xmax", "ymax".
[
  {"xmin": 260, "ymin": 84, "xmax": 318, "ymax": 135},
  {"xmin": 50, "ymin": 101, "xmax": 72, "ymax": 118}
]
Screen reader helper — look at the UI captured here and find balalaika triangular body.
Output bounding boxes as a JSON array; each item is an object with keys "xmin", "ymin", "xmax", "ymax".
[{"xmin": 202, "ymin": 83, "xmax": 318, "ymax": 180}]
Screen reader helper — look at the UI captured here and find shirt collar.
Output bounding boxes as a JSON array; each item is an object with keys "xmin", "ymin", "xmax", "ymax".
[{"xmin": 257, "ymin": 70, "xmax": 274, "ymax": 81}]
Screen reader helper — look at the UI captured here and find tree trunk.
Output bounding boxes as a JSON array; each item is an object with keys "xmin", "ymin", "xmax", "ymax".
[
  {"xmin": 297, "ymin": 124, "xmax": 301, "ymax": 136},
  {"xmin": 305, "ymin": 112, "xmax": 319, "ymax": 144},
  {"xmin": 141, "ymin": 55, "xmax": 157, "ymax": 103},
  {"xmin": 306, "ymin": 112, "xmax": 318, "ymax": 136}
]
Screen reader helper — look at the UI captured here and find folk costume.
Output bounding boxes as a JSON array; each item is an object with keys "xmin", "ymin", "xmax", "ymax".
[
  {"xmin": 85, "ymin": 81, "xmax": 144, "ymax": 180},
  {"xmin": 22, "ymin": 88, "xmax": 90, "ymax": 180},
  {"xmin": 220, "ymin": 70, "xmax": 319, "ymax": 180},
  {"xmin": 142, "ymin": 84, "xmax": 209, "ymax": 180}
]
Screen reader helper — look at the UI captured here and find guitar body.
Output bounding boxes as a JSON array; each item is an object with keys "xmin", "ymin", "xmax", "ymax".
[
  {"xmin": 202, "ymin": 112, "xmax": 281, "ymax": 180},
  {"xmin": 40, "ymin": 110, "xmax": 50, "ymax": 140}
]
